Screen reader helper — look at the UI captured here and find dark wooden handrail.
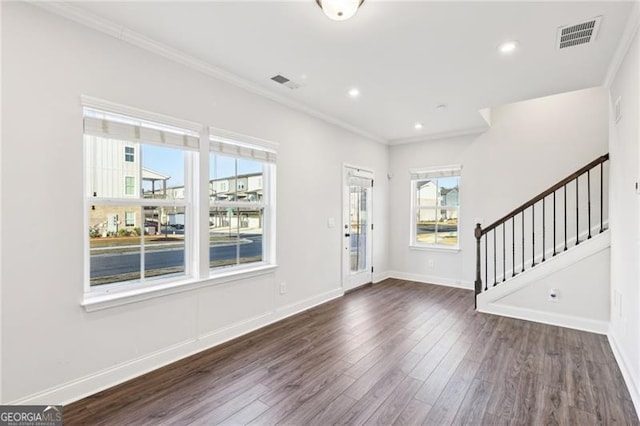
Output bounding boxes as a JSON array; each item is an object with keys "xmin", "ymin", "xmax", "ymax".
[{"xmin": 481, "ymin": 154, "xmax": 609, "ymax": 235}]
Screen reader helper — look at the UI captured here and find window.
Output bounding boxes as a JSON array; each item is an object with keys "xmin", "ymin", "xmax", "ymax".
[
  {"xmin": 124, "ymin": 176, "xmax": 136, "ymax": 196},
  {"xmin": 410, "ymin": 166, "xmax": 461, "ymax": 248},
  {"xmin": 83, "ymin": 98, "xmax": 278, "ymax": 309},
  {"xmin": 124, "ymin": 146, "xmax": 135, "ymax": 162},
  {"xmin": 84, "ymin": 105, "xmax": 199, "ymax": 289},
  {"xmin": 124, "ymin": 211, "xmax": 135, "ymax": 227},
  {"xmin": 209, "ymin": 128, "xmax": 276, "ymax": 271}
]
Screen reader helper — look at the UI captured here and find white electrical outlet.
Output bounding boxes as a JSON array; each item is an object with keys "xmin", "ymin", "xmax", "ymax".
[
  {"xmin": 548, "ymin": 289, "xmax": 559, "ymax": 302},
  {"xmin": 327, "ymin": 217, "xmax": 336, "ymax": 228},
  {"xmin": 279, "ymin": 282, "xmax": 287, "ymax": 295},
  {"xmin": 427, "ymin": 259, "xmax": 435, "ymax": 269}
]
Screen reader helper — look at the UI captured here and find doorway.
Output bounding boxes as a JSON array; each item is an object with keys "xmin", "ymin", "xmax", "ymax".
[{"xmin": 343, "ymin": 166, "xmax": 373, "ymax": 291}]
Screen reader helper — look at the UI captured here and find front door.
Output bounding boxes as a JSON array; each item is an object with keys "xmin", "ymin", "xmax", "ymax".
[{"xmin": 343, "ymin": 166, "xmax": 373, "ymax": 291}]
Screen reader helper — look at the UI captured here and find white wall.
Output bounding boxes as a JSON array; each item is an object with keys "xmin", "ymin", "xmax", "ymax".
[
  {"xmin": 0, "ymin": 3, "xmax": 389, "ymax": 403},
  {"xmin": 388, "ymin": 87, "xmax": 609, "ymax": 288},
  {"xmin": 608, "ymin": 13, "xmax": 640, "ymax": 411}
]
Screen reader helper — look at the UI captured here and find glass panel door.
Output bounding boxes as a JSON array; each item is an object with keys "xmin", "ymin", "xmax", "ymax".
[
  {"xmin": 343, "ymin": 167, "xmax": 373, "ymax": 291},
  {"xmin": 350, "ymin": 185, "xmax": 368, "ymax": 273}
]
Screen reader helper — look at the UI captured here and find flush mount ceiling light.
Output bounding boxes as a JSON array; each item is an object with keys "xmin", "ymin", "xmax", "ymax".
[
  {"xmin": 348, "ymin": 88, "xmax": 360, "ymax": 98},
  {"xmin": 498, "ymin": 40, "xmax": 519, "ymax": 54},
  {"xmin": 414, "ymin": 122, "xmax": 424, "ymax": 130},
  {"xmin": 316, "ymin": 0, "xmax": 364, "ymax": 21}
]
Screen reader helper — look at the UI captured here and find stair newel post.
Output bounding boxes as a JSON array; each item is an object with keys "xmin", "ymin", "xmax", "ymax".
[
  {"xmin": 600, "ymin": 162, "xmax": 604, "ymax": 233},
  {"xmin": 502, "ymin": 222, "xmax": 506, "ymax": 282},
  {"xmin": 587, "ymin": 169, "xmax": 592, "ymax": 239},
  {"xmin": 511, "ymin": 217, "xmax": 515, "ymax": 278},
  {"xmin": 575, "ymin": 176, "xmax": 580, "ymax": 245},
  {"xmin": 542, "ymin": 197, "xmax": 546, "ymax": 262},
  {"xmin": 564, "ymin": 184, "xmax": 568, "ymax": 251},
  {"xmin": 521, "ymin": 211, "xmax": 525, "ymax": 273},
  {"xmin": 553, "ymin": 191, "xmax": 557, "ymax": 256},
  {"xmin": 474, "ymin": 223, "xmax": 483, "ymax": 309}
]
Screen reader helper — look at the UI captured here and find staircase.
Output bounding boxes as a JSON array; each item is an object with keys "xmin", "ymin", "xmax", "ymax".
[{"xmin": 473, "ymin": 154, "xmax": 610, "ymax": 320}]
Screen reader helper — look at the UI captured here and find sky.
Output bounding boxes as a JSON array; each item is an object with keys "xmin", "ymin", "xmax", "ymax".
[{"xmin": 142, "ymin": 144, "xmax": 262, "ymax": 189}]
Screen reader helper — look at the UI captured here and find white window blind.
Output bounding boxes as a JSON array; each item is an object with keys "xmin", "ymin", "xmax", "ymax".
[
  {"xmin": 410, "ymin": 165, "xmax": 461, "ymax": 180},
  {"xmin": 83, "ymin": 108, "xmax": 200, "ymax": 150},
  {"xmin": 209, "ymin": 128, "xmax": 277, "ymax": 163},
  {"xmin": 347, "ymin": 169, "xmax": 373, "ymax": 188}
]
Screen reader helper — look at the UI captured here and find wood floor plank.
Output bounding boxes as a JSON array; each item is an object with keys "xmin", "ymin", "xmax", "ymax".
[
  {"xmin": 393, "ymin": 398, "xmax": 432, "ymax": 426},
  {"xmin": 344, "ymin": 328, "xmax": 414, "ymax": 379},
  {"xmin": 451, "ymin": 378, "xmax": 494, "ymax": 425},
  {"xmin": 534, "ymin": 385, "xmax": 570, "ymax": 426},
  {"xmin": 483, "ymin": 321, "xmax": 530, "ymax": 421},
  {"xmin": 307, "ymin": 394, "xmax": 357, "ymax": 426},
  {"xmin": 364, "ymin": 376, "xmax": 422, "ymax": 425},
  {"xmin": 277, "ymin": 374, "xmax": 355, "ymax": 425},
  {"xmin": 413, "ymin": 336, "xmax": 474, "ymax": 405},
  {"xmin": 338, "ymin": 368, "xmax": 406, "ymax": 425},
  {"xmin": 343, "ymin": 332, "xmax": 420, "ymax": 400},
  {"xmin": 216, "ymin": 399, "xmax": 270, "ymax": 426},
  {"xmin": 585, "ymin": 359, "xmax": 637, "ymax": 424},
  {"xmin": 257, "ymin": 359, "xmax": 351, "ymax": 409},
  {"xmin": 421, "ymin": 358, "xmax": 481, "ymax": 425},
  {"xmin": 168, "ymin": 383, "xmax": 270, "ymax": 425},
  {"xmin": 62, "ymin": 279, "xmax": 638, "ymax": 426},
  {"xmin": 563, "ymin": 327, "xmax": 595, "ymax": 411},
  {"xmin": 512, "ymin": 370, "xmax": 543, "ymax": 425}
]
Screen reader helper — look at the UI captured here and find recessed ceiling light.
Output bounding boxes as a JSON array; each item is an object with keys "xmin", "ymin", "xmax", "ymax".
[
  {"xmin": 499, "ymin": 40, "xmax": 519, "ymax": 54},
  {"xmin": 414, "ymin": 122, "xmax": 423, "ymax": 130},
  {"xmin": 348, "ymin": 88, "xmax": 360, "ymax": 98},
  {"xmin": 435, "ymin": 104, "xmax": 448, "ymax": 111}
]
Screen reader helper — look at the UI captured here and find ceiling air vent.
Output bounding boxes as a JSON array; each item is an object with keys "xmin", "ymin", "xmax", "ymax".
[
  {"xmin": 270, "ymin": 74, "xmax": 300, "ymax": 90},
  {"xmin": 556, "ymin": 16, "xmax": 602, "ymax": 49}
]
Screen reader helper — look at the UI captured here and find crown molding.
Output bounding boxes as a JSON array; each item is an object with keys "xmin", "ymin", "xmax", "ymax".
[
  {"xmin": 388, "ymin": 125, "xmax": 488, "ymax": 146},
  {"xmin": 603, "ymin": 1, "xmax": 640, "ymax": 88},
  {"xmin": 30, "ymin": 1, "xmax": 388, "ymax": 145}
]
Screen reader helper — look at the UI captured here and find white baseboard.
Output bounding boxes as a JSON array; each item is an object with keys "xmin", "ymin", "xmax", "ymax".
[
  {"xmin": 478, "ymin": 303, "xmax": 609, "ymax": 334},
  {"xmin": 373, "ymin": 271, "xmax": 391, "ymax": 283},
  {"xmin": 607, "ymin": 332, "xmax": 640, "ymax": 416},
  {"xmin": 388, "ymin": 271, "xmax": 473, "ymax": 290},
  {"xmin": 9, "ymin": 288, "xmax": 344, "ymax": 406}
]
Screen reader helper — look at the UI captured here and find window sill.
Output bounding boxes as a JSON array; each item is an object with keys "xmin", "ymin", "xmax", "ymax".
[
  {"xmin": 409, "ymin": 244, "xmax": 460, "ymax": 253},
  {"xmin": 82, "ymin": 264, "xmax": 278, "ymax": 312}
]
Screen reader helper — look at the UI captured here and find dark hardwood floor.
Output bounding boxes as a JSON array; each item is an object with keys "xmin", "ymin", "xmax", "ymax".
[{"xmin": 65, "ymin": 279, "xmax": 639, "ymax": 425}]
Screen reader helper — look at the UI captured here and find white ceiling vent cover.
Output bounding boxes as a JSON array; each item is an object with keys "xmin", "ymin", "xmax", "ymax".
[
  {"xmin": 270, "ymin": 74, "xmax": 300, "ymax": 90},
  {"xmin": 556, "ymin": 16, "xmax": 602, "ymax": 49}
]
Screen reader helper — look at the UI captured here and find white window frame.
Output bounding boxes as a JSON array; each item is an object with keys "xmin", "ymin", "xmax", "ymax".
[
  {"xmin": 409, "ymin": 165, "xmax": 461, "ymax": 251},
  {"xmin": 208, "ymin": 127, "xmax": 277, "ymax": 274},
  {"xmin": 124, "ymin": 176, "xmax": 136, "ymax": 196},
  {"xmin": 124, "ymin": 146, "xmax": 135, "ymax": 163},
  {"xmin": 124, "ymin": 211, "xmax": 136, "ymax": 227},
  {"xmin": 83, "ymin": 105, "xmax": 198, "ymax": 299},
  {"xmin": 81, "ymin": 96, "xmax": 278, "ymax": 312}
]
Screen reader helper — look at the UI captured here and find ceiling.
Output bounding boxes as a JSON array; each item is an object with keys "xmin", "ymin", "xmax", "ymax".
[{"xmin": 62, "ymin": 1, "xmax": 633, "ymax": 144}]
